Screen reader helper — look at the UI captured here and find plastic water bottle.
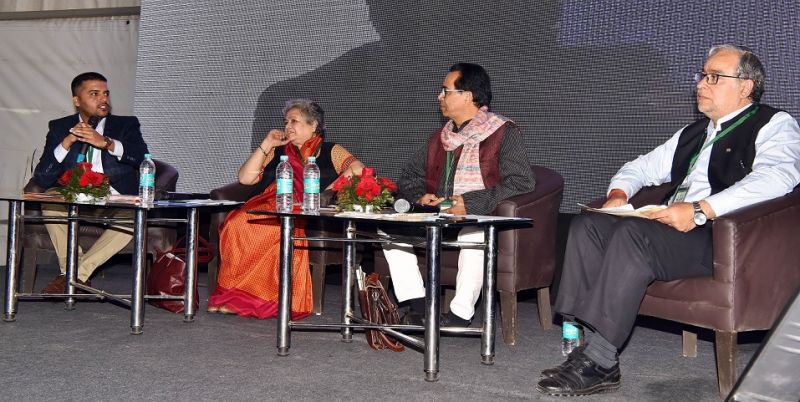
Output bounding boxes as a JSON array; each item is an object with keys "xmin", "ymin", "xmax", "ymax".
[
  {"xmin": 561, "ymin": 321, "xmax": 582, "ymax": 356},
  {"xmin": 302, "ymin": 156, "xmax": 320, "ymax": 213},
  {"xmin": 276, "ymin": 155, "xmax": 293, "ymax": 212},
  {"xmin": 138, "ymin": 153, "xmax": 156, "ymax": 205}
]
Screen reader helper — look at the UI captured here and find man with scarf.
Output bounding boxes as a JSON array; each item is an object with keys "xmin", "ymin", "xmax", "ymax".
[
  {"xmin": 382, "ymin": 63, "xmax": 535, "ymax": 326},
  {"xmin": 537, "ymin": 45, "xmax": 800, "ymax": 396}
]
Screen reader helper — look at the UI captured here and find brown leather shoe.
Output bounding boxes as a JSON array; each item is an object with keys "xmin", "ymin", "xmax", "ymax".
[
  {"xmin": 41, "ymin": 274, "xmax": 66, "ymax": 294},
  {"xmin": 41, "ymin": 274, "xmax": 92, "ymax": 294}
]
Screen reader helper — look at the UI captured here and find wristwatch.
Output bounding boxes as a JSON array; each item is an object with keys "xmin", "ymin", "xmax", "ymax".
[
  {"xmin": 692, "ymin": 201, "xmax": 707, "ymax": 226},
  {"xmin": 102, "ymin": 136, "xmax": 114, "ymax": 150}
]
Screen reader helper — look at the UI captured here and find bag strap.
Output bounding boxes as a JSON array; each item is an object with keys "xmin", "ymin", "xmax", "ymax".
[
  {"xmin": 366, "ymin": 274, "xmax": 405, "ymax": 352},
  {"xmin": 165, "ymin": 236, "xmax": 215, "ymax": 263}
]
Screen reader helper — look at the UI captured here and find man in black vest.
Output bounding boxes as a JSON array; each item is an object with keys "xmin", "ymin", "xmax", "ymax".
[
  {"xmin": 31, "ymin": 72, "xmax": 150, "ymax": 294},
  {"xmin": 537, "ymin": 45, "xmax": 800, "ymax": 396}
]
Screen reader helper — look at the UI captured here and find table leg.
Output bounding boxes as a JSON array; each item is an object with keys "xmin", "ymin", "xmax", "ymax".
[
  {"xmin": 277, "ymin": 215, "xmax": 294, "ymax": 356},
  {"xmin": 130, "ymin": 208, "xmax": 147, "ymax": 335},
  {"xmin": 481, "ymin": 225, "xmax": 497, "ymax": 365},
  {"xmin": 424, "ymin": 225, "xmax": 442, "ymax": 382},
  {"xmin": 64, "ymin": 204, "xmax": 79, "ymax": 310},
  {"xmin": 341, "ymin": 220, "xmax": 356, "ymax": 342},
  {"xmin": 3, "ymin": 200, "xmax": 22, "ymax": 322},
  {"xmin": 183, "ymin": 208, "xmax": 199, "ymax": 322}
]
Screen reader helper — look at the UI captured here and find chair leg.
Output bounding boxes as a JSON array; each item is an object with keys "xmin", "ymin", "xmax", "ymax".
[
  {"xmin": 714, "ymin": 330, "xmax": 737, "ymax": 398},
  {"xmin": 536, "ymin": 287, "xmax": 553, "ymax": 331},
  {"xmin": 22, "ymin": 248, "xmax": 39, "ymax": 293},
  {"xmin": 682, "ymin": 330, "xmax": 697, "ymax": 357},
  {"xmin": 206, "ymin": 256, "xmax": 219, "ymax": 297},
  {"xmin": 499, "ymin": 290, "xmax": 517, "ymax": 345},
  {"xmin": 311, "ymin": 263, "xmax": 326, "ymax": 315}
]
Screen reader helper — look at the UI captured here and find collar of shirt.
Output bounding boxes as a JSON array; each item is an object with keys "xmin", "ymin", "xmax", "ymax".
[
  {"xmin": 79, "ymin": 115, "xmax": 107, "ymax": 135},
  {"xmin": 708, "ymin": 103, "xmax": 754, "ymax": 132}
]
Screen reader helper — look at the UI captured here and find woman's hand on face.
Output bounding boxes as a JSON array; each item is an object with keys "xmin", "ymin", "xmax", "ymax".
[{"xmin": 263, "ymin": 129, "xmax": 289, "ymax": 149}]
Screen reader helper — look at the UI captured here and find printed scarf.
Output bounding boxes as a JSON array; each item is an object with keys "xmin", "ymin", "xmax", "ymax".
[{"xmin": 440, "ymin": 106, "xmax": 509, "ymax": 195}]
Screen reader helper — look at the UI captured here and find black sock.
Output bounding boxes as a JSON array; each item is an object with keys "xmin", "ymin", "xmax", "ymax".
[
  {"xmin": 407, "ymin": 297, "xmax": 425, "ymax": 315},
  {"xmin": 583, "ymin": 329, "xmax": 619, "ymax": 369}
]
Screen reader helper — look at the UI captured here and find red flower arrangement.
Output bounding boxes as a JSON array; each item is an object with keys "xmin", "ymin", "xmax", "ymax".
[
  {"xmin": 331, "ymin": 167, "xmax": 397, "ymax": 211},
  {"xmin": 56, "ymin": 162, "xmax": 110, "ymax": 202}
]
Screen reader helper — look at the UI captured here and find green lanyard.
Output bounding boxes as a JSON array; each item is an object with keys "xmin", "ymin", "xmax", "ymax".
[
  {"xmin": 686, "ymin": 106, "xmax": 759, "ymax": 175},
  {"xmin": 442, "ymin": 151, "xmax": 454, "ymax": 197}
]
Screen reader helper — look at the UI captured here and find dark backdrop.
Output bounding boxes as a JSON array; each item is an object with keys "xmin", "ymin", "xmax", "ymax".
[{"xmin": 135, "ymin": 0, "xmax": 799, "ymax": 211}]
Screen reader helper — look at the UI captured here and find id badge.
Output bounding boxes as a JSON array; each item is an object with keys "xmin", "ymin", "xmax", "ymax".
[
  {"xmin": 670, "ymin": 184, "xmax": 689, "ymax": 204},
  {"xmin": 438, "ymin": 200, "xmax": 453, "ymax": 210}
]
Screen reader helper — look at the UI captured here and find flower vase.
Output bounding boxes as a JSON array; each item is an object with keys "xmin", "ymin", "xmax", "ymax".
[
  {"xmin": 74, "ymin": 193, "xmax": 106, "ymax": 204},
  {"xmin": 352, "ymin": 204, "xmax": 375, "ymax": 213}
]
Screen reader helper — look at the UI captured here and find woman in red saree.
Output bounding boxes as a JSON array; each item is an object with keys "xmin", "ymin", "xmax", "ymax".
[{"xmin": 208, "ymin": 99, "xmax": 363, "ymax": 319}]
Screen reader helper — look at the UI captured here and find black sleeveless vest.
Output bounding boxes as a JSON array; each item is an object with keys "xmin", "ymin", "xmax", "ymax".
[
  {"xmin": 663, "ymin": 104, "xmax": 781, "ymax": 203},
  {"xmin": 253, "ymin": 142, "xmax": 339, "ymax": 195}
]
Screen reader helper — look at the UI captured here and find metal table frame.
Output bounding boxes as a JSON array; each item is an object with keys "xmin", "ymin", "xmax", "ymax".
[
  {"xmin": 2, "ymin": 195, "xmax": 239, "ymax": 334},
  {"xmin": 253, "ymin": 209, "xmax": 530, "ymax": 381}
]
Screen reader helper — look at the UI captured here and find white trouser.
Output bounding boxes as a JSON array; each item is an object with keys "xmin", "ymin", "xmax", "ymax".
[{"xmin": 380, "ymin": 226, "xmax": 484, "ymax": 320}]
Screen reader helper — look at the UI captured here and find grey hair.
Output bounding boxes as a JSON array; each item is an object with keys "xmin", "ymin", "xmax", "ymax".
[
  {"xmin": 282, "ymin": 98, "xmax": 326, "ymax": 136},
  {"xmin": 709, "ymin": 44, "xmax": 765, "ymax": 102}
]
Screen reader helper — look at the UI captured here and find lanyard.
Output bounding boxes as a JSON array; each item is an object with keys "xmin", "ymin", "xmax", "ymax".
[
  {"xmin": 686, "ymin": 106, "xmax": 759, "ymax": 175},
  {"xmin": 442, "ymin": 151, "xmax": 454, "ymax": 197}
]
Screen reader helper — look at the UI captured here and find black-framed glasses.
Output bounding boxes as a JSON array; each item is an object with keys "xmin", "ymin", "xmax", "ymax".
[
  {"xmin": 439, "ymin": 88, "xmax": 465, "ymax": 97},
  {"xmin": 694, "ymin": 72, "xmax": 744, "ymax": 85}
]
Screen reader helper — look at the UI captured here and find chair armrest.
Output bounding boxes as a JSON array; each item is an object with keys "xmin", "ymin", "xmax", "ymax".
[
  {"xmin": 492, "ymin": 165, "xmax": 564, "ymax": 289},
  {"xmin": 712, "ymin": 188, "xmax": 800, "ymax": 284},
  {"xmin": 208, "ymin": 182, "xmax": 260, "ymax": 266},
  {"xmin": 153, "ymin": 159, "xmax": 179, "ymax": 192},
  {"xmin": 210, "ymin": 182, "xmax": 259, "ymax": 202},
  {"xmin": 712, "ymin": 188, "xmax": 800, "ymax": 327},
  {"xmin": 587, "ymin": 184, "xmax": 672, "ymax": 209}
]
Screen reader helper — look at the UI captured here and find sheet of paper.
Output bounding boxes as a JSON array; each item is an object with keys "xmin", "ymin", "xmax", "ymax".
[{"xmin": 577, "ymin": 203, "xmax": 666, "ymax": 218}]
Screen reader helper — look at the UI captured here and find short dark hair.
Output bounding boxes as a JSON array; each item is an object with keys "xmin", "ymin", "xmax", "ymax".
[
  {"xmin": 449, "ymin": 63, "xmax": 492, "ymax": 107},
  {"xmin": 71, "ymin": 72, "xmax": 107, "ymax": 96}
]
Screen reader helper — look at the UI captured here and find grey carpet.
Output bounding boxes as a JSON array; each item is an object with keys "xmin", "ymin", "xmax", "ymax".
[{"xmin": 0, "ymin": 263, "xmax": 760, "ymax": 401}]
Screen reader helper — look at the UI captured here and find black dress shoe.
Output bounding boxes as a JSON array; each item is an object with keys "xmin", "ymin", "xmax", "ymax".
[
  {"xmin": 540, "ymin": 345, "xmax": 587, "ymax": 378},
  {"xmin": 440, "ymin": 312, "xmax": 471, "ymax": 327},
  {"xmin": 536, "ymin": 350, "xmax": 621, "ymax": 396},
  {"xmin": 401, "ymin": 311, "xmax": 424, "ymax": 326}
]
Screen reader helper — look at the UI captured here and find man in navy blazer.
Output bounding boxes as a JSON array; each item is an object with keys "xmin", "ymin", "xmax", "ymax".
[{"xmin": 31, "ymin": 72, "xmax": 150, "ymax": 293}]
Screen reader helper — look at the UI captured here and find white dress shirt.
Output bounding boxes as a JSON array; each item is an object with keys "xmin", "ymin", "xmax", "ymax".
[{"xmin": 608, "ymin": 103, "xmax": 800, "ymax": 217}]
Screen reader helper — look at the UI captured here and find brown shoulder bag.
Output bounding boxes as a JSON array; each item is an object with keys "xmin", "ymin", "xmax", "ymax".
[{"xmin": 358, "ymin": 273, "xmax": 404, "ymax": 352}]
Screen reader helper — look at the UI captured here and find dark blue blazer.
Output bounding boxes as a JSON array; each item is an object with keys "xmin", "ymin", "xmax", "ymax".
[{"xmin": 32, "ymin": 114, "xmax": 149, "ymax": 195}]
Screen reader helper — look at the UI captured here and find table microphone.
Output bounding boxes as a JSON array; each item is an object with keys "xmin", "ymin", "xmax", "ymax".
[
  {"xmin": 76, "ymin": 116, "xmax": 100, "ymax": 162},
  {"xmin": 393, "ymin": 198, "xmax": 440, "ymax": 213}
]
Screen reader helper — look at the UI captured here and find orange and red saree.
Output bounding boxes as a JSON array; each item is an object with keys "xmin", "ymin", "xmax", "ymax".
[{"xmin": 208, "ymin": 136, "xmax": 323, "ymax": 320}]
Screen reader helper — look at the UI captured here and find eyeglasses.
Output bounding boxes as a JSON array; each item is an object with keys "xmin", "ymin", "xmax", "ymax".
[
  {"xmin": 439, "ymin": 88, "xmax": 465, "ymax": 97},
  {"xmin": 694, "ymin": 72, "xmax": 744, "ymax": 85}
]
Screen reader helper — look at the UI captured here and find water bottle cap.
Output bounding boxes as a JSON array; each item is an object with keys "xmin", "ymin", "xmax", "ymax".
[
  {"xmin": 280, "ymin": 155, "xmax": 289, "ymax": 161},
  {"xmin": 307, "ymin": 156, "xmax": 316, "ymax": 163},
  {"xmin": 144, "ymin": 153, "xmax": 151, "ymax": 159}
]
